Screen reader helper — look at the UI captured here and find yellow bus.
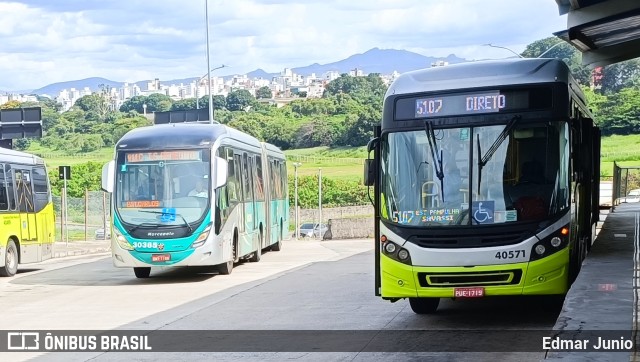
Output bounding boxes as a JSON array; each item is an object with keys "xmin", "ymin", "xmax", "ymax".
[{"xmin": 0, "ymin": 147, "xmax": 55, "ymax": 277}]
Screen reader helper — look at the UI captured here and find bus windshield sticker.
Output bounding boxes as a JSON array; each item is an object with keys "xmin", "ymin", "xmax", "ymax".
[
  {"xmin": 160, "ymin": 208, "xmax": 177, "ymax": 222},
  {"xmin": 126, "ymin": 150, "xmax": 201, "ymax": 163},
  {"xmin": 392, "ymin": 208, "xmax": 461, "ymax": 224},
  {"xmin": 472, "ymin": 201, "xmax": 494, "ymax": 224},
  {"xmin": 124, "ymin": 200, "xmax": 161, "ymax": 208}
]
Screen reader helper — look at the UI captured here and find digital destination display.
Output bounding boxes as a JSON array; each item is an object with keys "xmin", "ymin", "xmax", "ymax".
[
  {"xmin": 126, "ymin": 150, "xmax": 201, "ymax": 163},
  {"xmin": 415, "ymin": 92, "xmax": 506, "ymax": 118}
]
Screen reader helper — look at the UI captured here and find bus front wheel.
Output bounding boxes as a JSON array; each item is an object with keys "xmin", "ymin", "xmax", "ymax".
[
  {"xmin": 133, "ymin": 267, "xmax": 150, "ymax": 278},
  {"xmin": 409, "ymin": 297, "xmax": 440, "ymax": 314},
  {"xmin": 0, "ymin": 239, "xmax": 18, "ymax": 277}
]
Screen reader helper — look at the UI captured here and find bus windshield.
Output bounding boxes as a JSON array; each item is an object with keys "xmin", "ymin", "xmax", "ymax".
[
  {"xmin": 380, "ymin": 120, "xmax": 570, "ymax": 227},
  {"xmin": 115, "ymin": 149, "xmax": 211, "ymax": 228}
]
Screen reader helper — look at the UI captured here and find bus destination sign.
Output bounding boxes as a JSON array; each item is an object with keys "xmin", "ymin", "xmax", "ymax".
[
  {"xmin": 415, "ymin": 92, "xmax": 506, "ymax": 118},
  {"xmin": 126, "ymin": 150, "xmax": 201, "ymax": 163}
]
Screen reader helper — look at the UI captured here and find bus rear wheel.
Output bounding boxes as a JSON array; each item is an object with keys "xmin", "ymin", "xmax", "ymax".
[
  {"xmin": 409, "ymin": 297, "xmax": 440, "ymax": 314},
  {"xmin": 133, "ymin": 267, "xmax": 150, "ymax": 278},
  {"xmin": 0, "ymin": 239, "xmax": 18, "ymax": 277},
  {"xmin": 271, "ymin": 221, "xmax": 283, "ymax": 252},
  {"xmin": 249, "ymin": 229, "xmax": 262, "ymax": 262}
]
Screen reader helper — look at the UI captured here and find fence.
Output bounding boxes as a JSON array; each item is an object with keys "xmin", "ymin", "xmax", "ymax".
[
  {"xmin": 53, "ymin": 190, "xmax": 111, "ymax": 242},
  {"xmin": 286, "ymin": 155, "xmax": 364, "ymax": 165},
  {"xmin": 612, "ymin": 162, "xmax": 640, "ymax": 207}
]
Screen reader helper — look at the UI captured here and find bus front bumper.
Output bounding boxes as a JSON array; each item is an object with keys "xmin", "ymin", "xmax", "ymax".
[{"xmin": 380, "ymin": 248, "xmax": 569, "ymax": 298}]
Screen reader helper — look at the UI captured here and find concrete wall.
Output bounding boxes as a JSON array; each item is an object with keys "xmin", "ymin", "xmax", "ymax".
[
  {"xmin": 326, "ymin": 217, "xmax": 374, "ymax": 239},
  {"xmin": 290, "ymin": 205, "xmax": 373, "ymax": 225},
  {"xmin": 289, "ymin": 205, "xmax": 374, "ymax": 240}
]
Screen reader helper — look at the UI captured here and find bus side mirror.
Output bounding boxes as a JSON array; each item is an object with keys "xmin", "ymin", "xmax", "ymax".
[
  {"xmin": 101, "ymin": 160, "xmax": 115, "ymax": 193},
  {"xmin": 364, "ymin": 159, "xmax": 375, "ymax": 186},
  {"xmin": 214, "ymin": 156, "xmax": 228, "ymax": 189}
]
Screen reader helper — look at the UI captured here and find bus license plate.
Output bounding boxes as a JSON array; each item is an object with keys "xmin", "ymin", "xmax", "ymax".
[
  {"xmin": 454, "ymin": 287, "xmax": 484, "ymax": 298},
  {"xmin": 152, "ymin": 254, "xmax": 171, "ymax": 262}
]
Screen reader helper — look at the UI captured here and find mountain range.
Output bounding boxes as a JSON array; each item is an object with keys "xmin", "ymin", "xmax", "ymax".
[{"xmin": 22, "ymin": 48, "xmax": 468, "ymax": 96}]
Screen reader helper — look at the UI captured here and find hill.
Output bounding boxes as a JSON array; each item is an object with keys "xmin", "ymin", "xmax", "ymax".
[{"xmin": 27, "ymin": 48, "xmax": 470, "ymax": 95}]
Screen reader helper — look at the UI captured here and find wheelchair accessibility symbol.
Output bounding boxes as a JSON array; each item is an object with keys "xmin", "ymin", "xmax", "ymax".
[{"xmin": 472, "ymin": 201, "xmax": 494, "ymax": 224}]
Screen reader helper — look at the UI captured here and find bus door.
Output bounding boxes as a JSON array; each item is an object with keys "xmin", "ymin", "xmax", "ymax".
[
  {"xmin": 241, "ymin": 153, "xmax": 256, "ymax": 233},
  {"xmin": 15, "ymin": 168, "xmax": 36, "ymax": 243},
  {"xmin": 233, "ymin": 154, "xmax": 245, "ymax": 234}
]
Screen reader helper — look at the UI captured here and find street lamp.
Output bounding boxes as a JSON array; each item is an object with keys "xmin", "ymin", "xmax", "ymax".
[
  {"xmin": 204, "ymin": 0, "xmax": 217, "ymax": 124},
  {"xmin": 197, "ymin": 64, "xmax": 228, "ymax": 112},
  {"xmin": 293, "ymin": 162, "xmax": 302, "ymax": 239},
  {"xmin": 484, "ymin": 43, "xmax": 524, "ymax": 58}
]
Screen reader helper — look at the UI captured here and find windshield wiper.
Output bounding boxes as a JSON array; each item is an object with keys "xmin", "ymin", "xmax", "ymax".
[
  {"xmin": 476, "ymin": 115, "xmax": 520, "ymax": 195},
  {"xmin": 129, "ymin": 222, "xmax": 166, "ymax": 233},
  {"xmin": 425, "ymin": 122, "xmax": 445, "ymax": 202},
  {"xmin": 138, "ymin": 210, "xmax": 193, "ymax": 233}
]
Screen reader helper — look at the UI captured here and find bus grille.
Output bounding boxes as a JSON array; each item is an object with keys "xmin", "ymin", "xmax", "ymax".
[
  {"xmin": 409, "ymin": 230, "xmax": 528, "ymax": 248},
  {"xmin": 417, "ymin": 269, "xmax": 522, "ymax": 287}
]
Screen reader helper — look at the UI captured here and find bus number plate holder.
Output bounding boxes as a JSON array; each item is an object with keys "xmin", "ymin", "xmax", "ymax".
[
  {"xmin": 152, "ymin": 254, "xmax": 171, "ymax": 262},
  {"xmin": 454, "ymin": 287, "xmax": 484, "ymax": 298}
]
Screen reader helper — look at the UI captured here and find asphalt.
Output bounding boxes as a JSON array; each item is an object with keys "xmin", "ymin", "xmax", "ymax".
[
  {"xmin": 46, "ymin": 205, "xmax": 640, "ymax": 359},
  {"xmin": 52, "ymin": 239, "xmax": 111, "ymax": 258}
]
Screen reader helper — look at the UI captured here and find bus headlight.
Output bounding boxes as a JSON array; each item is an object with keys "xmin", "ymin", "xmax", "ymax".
[
  {"xmin": 381, "ymin": 236, "xmax": 411, "ymax": 265},
  {"xmin": 191, "ymin": 223, "xmax": 212, "ymax": 248},
  {"xmin": 114, "ymin": 230, "xmax": 133, "ymax": 251},
  {"xmin": 530, "ymin": 225, "xmax": 569, "ymax": 261},
  {"xmin": 384, "ymin": 242, "xmax": 397, "ymax": 253}
]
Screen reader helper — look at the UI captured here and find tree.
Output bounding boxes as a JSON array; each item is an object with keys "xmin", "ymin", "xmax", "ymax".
[
  {"xmin": 256, "ymin": 86, "xmax": 272, "ymax": 99},
  {"xmin": 226, "ymin": 89, "xmax": 255, "ymax": 111},
  {"xmin": 0, "ymin": 100, "xmax": 21, "ymax": 109},
  {"xmin": 171, "ymin": 98, "xmax": 198, "ymax": 111},
  {"xmin": 599, "ymin": 59, "xmax": 640, "ymax": 95}
]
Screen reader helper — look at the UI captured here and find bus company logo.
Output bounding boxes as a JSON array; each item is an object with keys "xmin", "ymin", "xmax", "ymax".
[
  {"xmin": 7, "ymin": 332, "xmax": 39, "ymax": 350},
  {"xmin": 157, "ymin": 244, "xmax": 165, "ymax": 251},
  {"xmin": 146, "ymin": 232, "xmax": 174, "ymax": 237}
]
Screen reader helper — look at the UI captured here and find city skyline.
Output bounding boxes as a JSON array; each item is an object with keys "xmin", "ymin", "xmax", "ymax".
[{"xmin": 0, "ymin": 0, "xmax": 567, "ymax": 90}]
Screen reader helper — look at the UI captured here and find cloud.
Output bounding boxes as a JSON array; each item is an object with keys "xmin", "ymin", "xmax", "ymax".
[{"xmin": 0, "ymin": 0, "xmax": 567, "ymax": 90}]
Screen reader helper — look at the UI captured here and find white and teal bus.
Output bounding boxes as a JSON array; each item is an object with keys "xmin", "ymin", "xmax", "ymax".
[{"xmin": 102, "ymin": 123, "xmax": 289, "ymax": 278}]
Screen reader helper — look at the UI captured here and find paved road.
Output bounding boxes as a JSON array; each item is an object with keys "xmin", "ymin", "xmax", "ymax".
[{"xmin": 1, "ymin": 238, "xmax": 561, "ymax": 362}]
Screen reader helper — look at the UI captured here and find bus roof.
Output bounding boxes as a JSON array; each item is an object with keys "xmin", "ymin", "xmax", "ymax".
[
  {"xmin": 116, "ymin": 123, "xmax": 262, "ymax": 150},
  {"xmin": 0, "ymin": 147, "xmax": 45, "ymax": 166},
  {"xmin": 387, "ymin": 58, "xmax": 575, "ymax": 97}
]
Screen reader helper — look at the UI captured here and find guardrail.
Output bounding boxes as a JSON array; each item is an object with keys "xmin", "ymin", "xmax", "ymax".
[{"xmin": 286, "ymin": 155, "xmax": 364, "ymax": 165}]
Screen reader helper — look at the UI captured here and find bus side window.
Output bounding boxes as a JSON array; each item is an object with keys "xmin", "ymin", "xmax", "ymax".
[
  {"xmin": 5, "ymin": 165, "xmax": 16, "ymax": 210},
  {"xmin": 0, "ymin": 163, "xmax": 7, "ymax": 210}
]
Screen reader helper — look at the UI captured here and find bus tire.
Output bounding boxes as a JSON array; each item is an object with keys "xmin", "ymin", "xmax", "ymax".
[
  {"xmin": 249, "ymin": 229, "xmax": 262, "ymax": 262},
  {"xmin": 0, "ymin": 239, "xmax": 18, "ymax": 277},
  {"xmin": 409, "ymin": 297, "xmax": 439, "ymax": 314},
  {"xmin": 219, "ymin": 235, "xmax": 237, "ymax": 275},
  {"xmin": 133, "ymin": 267, "xmax": 150, "ymax": 278},
  {"xmin": 271, "ymin": 221, "xmax": 283, "ymax": 252},
  {"xmin": 568, "ymin": 238, "xmax": 583, "ymax": 284}
]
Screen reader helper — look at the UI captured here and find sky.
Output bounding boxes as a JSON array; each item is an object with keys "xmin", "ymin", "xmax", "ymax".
[{"xmin": 0, "ymin": 0, "xmax": 567, "ymax": 91}]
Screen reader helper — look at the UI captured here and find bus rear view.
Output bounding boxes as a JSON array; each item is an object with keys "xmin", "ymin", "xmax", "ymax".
[{"xmin": 365, "ymin": 59, "xmax": 600, "ymax": 314}]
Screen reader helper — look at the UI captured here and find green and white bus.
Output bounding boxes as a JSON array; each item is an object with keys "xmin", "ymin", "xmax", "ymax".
[
  {"xmin": 0, "ymin": 147, "xmax": 55, "ymax": 277},
  {"xmin": 364, "ymin": 58, "xmax": 600, "ymax": 313},
  {"xmin": 102, "ymin": 123, "xmax": 289, "ymax": 278}
]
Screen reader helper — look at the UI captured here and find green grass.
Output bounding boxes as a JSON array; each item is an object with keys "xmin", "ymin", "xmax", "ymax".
[{"xmin": 24, "ymin": 134, "xmax": 640, "ymax": 183}]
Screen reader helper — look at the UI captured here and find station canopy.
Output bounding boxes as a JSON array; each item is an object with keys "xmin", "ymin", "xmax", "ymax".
[{"xmin": 554, "ymin": 0, "xmax": 640, "ymax": 67}]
